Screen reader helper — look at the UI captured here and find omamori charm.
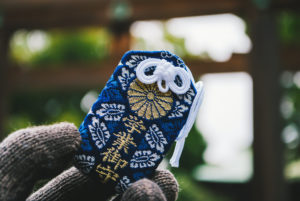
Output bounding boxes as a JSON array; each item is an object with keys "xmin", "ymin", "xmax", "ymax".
[{"xmin": 74, "ymin": 50, "xmax": 204, "ymax": 193}]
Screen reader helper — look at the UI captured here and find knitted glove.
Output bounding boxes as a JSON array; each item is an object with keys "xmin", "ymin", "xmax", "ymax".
[{"xmin": 0, "ymin": 122, "xmax": 178, "ymax": 201}]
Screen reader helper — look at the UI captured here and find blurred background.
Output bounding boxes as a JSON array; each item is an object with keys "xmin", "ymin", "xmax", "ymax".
[{"xmin": 0, "ymin": 0, "xmax": 300, "ymax": 201}]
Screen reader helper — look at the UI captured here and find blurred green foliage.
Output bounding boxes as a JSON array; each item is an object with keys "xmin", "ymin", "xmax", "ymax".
[
  {"xmin": 278, "ymin": 12, "xmax": 300, "ymax": 45},
  {"xmin": 10, "ymin": 28, "xmax": 111, "ymax": 67}
]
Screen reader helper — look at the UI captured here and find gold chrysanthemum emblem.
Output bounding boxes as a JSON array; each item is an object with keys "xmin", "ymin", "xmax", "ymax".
[{"xmin": 128, "ymin": 79, "xmax": 173, "ymax": 120}]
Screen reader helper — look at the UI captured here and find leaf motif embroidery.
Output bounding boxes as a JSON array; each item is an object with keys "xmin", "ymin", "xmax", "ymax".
[
  {"xmin": 130, "ymin": 150, "xmax": 160, "ymax": 168},
  {"xmin": 96, "ymin": 103, "xmax": 125, "ymax": 121},
  {"xmin": 145, "ymin": 124, "xmax": 167, "ymax": 153},
  {"xmin": 126, "ymin": 55, "xmax": 147, "ymax": 70},
  {"xmin": 118, "ymin": 67, "xmax": 135, "ymax": 91},
  {"xmin": 88, "ymin": 117, "xmax": 110, "ymax": 150}
]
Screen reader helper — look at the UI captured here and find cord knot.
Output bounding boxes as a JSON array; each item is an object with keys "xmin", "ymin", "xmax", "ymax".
[{"xmin": 136, "ymin": 58, "xmax": 190, "ymax": 94}]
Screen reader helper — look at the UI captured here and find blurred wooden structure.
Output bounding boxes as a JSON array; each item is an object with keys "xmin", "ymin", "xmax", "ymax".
[{"xmin": 0, "ymin": 0, "xmax": 300, "ymax": 201}]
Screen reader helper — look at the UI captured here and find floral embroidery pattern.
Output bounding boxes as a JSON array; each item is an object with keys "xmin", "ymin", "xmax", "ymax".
[
  {"xmin": 177, "ymin": 87, "xmax": 195, "ymax": 105},
  {"xmin": 118, "ymin": 67, "xmax": 135, "ymax": 91},
  {"xmin": 74, "ymin": 154, "xmax": 95, "ymax": 174},
  {"xmin": 130, "ymin": 150, "xmax": 160, "ymax": 168},
  {"xmin": 116, "ymin": 176, "xmax": 131, "ymax": 193},
  {"xmin": 96, "ymin": 103, "xmax": 125, "ymax": 121},
  {"xmin": 128, "ymin": 79, "xmax": 173, "ymax": 120},
  {"xmin": 145, "ymin": 124, "xmax": 167, "ymax": 153},
  {"xmin": 126, "ymin": 55, "xmax": 147, "ymax": 69},
  {"xmin": 89, "ymin": 117, "xmax": 110, "ymax": 149},
  {"xmin": 168, "ymin": 101, "xmax": 189, "ymax": 118}
]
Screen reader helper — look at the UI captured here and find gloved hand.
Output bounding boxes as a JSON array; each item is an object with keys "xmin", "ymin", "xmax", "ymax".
[{"xmin": 0, "ymin": 122, "xmax": 179, "ymax": 201}]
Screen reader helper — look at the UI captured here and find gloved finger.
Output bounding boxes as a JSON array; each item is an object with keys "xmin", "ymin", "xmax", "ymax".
[
  {"xmin": 111, "ymin": 169, "xmax": 178, "ymax": 201},
  {"xmin": 0, "ymin": 122, "xmax": 81, "ymax": 201},
  {"xmin": 151, "ymin": 170, "xmax": 179, "ymax": 201},
  {"xmin": 121, "ymin": 179, "xmax": 167, "ymax": 201},
  {"xmin": 27, "ymin": 167, "xmax": 115, "ymax": 201}
]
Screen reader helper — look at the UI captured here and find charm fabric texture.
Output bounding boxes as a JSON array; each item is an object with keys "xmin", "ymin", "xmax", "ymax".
[{"xmin": 74, "ymin": 50, "xmax": 204, "ymax": 193}]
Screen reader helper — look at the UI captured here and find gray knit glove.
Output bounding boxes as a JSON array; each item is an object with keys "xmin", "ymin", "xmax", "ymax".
[{"xmin": 0, "ymin": 122, "xmax": 179, "ymax": 201}]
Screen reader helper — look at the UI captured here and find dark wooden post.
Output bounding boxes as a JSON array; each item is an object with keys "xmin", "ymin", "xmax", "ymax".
[
  {"xmin": 0, "ymin": 29, "xmax": 11, "ymax": 140},
  {"xmin": 250, "ymin": 6, "xmax": 287, "ymax": 201},
  {"xmin": 109, "ymin": 20, "xmax": 131, "ymax": 58}
]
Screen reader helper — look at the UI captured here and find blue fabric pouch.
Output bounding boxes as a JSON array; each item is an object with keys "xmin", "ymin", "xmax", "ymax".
[{"xmin": 74, "ymin": 50, "xmax": 204, "ymax": 193}]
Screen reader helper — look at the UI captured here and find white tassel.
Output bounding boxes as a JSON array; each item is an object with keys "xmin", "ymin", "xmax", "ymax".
[{"xmin": 170, "ymin": 81, "xmax": 204, "ymax": 167}]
